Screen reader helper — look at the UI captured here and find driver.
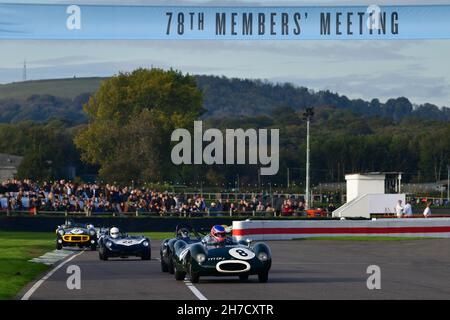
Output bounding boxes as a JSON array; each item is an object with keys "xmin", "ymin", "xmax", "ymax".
[
  {"xmin": 110, "ymin": 227, "xmax": 120, "ymax": 239},
  {"xmin": 204, "ymin": 225, "xmax": 232, "ymax": 245},
  {"xmin": 177, "ymin": 227, "xmax": 190, "ymax": 239}
]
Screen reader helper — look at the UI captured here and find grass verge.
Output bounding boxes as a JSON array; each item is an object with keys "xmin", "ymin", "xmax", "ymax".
[
  {"xmin": 0, "ymin": 232, "xmax": 54, "ymax": 299},
  {"xmin": 129, "ymin": 232, "xmax": 174, "ymax": 240}
]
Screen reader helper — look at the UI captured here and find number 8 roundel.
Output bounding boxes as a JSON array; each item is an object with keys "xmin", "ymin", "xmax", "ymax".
[{"xmin": 228, "ymin": 247, "xmax": 255, "ymax": 260}]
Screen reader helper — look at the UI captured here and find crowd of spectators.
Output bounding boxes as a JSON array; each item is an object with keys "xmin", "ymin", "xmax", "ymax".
[{"xmin": 0, "ymin": 179, "xmax": 322, "ymax": 217}]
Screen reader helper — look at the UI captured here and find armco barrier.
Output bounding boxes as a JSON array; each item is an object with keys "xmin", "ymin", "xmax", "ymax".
[
  {"xmin": 0, "ymin": 216, "xmax": 246, "ymax": 232},
  {"xmin": 232, "ymin": 218, "xmax": 450, "ymax": 240}
]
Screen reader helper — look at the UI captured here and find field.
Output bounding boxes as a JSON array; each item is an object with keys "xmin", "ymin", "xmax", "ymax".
[{"xmin": 0, "ymin": 77, "xmax": 105, "ymax": 100}]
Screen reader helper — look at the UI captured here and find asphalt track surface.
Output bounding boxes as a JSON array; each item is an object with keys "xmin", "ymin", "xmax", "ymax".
[{"xmin": 18, "ymin": 239, "xmax": 450, "ymax": 300}]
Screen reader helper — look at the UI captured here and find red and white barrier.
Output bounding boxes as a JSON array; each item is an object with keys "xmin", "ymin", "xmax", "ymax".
[{"xmin": 232, "ymin": 218, "xmax": 450, "ymax": 241}]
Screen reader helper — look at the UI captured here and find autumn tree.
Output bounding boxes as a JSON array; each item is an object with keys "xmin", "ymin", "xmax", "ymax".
[{"xmin": 74, "ymin": 68, "xmax": 203, "ymax": 184}]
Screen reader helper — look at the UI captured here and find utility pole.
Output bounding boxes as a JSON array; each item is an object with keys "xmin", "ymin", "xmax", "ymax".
[
  {"xmin": 23, "ymin": 59, "xmax": 27, "ymax": 82},
  {"xmin": 287, "ymin": 168, "xmax": 290, "ymax": 188},
  {"xmin": 447, "ymin": 165, "xmax": 450, "ymax": 203},
  {"xmin": 303, "ymin": 107, "xmax": 314, "ymax": 209}
]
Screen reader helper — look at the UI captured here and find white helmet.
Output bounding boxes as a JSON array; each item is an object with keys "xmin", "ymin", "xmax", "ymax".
[{"xmin": 110, "ymin": 227, "xmax": 120, "ymax": 239}]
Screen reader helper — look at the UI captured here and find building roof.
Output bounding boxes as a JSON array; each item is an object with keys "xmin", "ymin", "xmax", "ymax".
[{"xmin": 0, "ymin": 153, "xmax": 23, "ymax": 168}]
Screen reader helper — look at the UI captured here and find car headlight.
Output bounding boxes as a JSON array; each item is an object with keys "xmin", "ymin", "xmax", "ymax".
[
  {"xmin": 196, "ymin": 253, "xmax": 206, "ymax": 263},
  {"xmin": 58, "ymin": 230, "xmax": 65, "ymax": 236},
  {"xmin": 257, "ymin": 252, "xmax": 268, "ymax": 261},
  {"xmin": 106, "ymin": 241, "xmax": 113, "ymax": 248},
  {"xmin": 89, "ymin": 230, "xmax": 96, "ymax": 236},
  {"xmin": 143, "ymin": 241, "xmax": 149, "ymax": 247}
]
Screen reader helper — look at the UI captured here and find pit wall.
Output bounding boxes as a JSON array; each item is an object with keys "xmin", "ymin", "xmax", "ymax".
[{"xmin": 232, "ymin": 218, "xmax": 450, "ymax": 240}]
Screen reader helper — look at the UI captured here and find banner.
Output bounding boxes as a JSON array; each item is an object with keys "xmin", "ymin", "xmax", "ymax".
[{"xmin": 0, "ymin": 3, "xmax": 449, "ymax": 40}]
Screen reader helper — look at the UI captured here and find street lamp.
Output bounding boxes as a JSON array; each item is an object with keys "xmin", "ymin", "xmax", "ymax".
[{"xmin": 303, "ymin": 107, "xmax": 314, "ymax": 210}]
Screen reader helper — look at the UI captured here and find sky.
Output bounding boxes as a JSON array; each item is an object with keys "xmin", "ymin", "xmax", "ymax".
[{"xmin": 1, "ymin": 0, "xmax": 450, "ymax": 107}]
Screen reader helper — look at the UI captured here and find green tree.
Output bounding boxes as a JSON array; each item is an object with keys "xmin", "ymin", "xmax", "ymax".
[{"xmin": 74, "ymin": 68, "xmax": 204, "ymax": 184}]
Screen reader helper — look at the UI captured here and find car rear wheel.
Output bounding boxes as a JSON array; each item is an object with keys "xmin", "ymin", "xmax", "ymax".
[
  {"xmin": 239, "ymin": 274, "xmax": 249, "ymax": 281},
  {"xmin": 168, "ymin": 258, "xmax": 175, "ymax": 274},
  {"xmin": 161, "ymin": 258, "xmax": 169, "ymax": 272},
  {"xmin": 258, "ymin": 271, "xmax": 268, "ymax": 283}
]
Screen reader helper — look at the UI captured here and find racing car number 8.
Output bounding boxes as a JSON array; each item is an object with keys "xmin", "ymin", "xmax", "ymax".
[{"xmin": 229, "ymin": 247, "xmax": 255, "ymax": 260}]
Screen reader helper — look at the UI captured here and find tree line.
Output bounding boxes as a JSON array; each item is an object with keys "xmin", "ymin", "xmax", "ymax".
[{"xmin": 1, "ymin": 74, "xmax": 450, "ymax": 125}]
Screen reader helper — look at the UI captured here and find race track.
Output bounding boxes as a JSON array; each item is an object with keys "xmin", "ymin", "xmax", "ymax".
[{"xmin": 18, "ymin": 239, "xmax": 450, "ymax": 300}]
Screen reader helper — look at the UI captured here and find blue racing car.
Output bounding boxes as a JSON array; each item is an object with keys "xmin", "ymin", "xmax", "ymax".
[{"xmin": 98, "ymin": 227, "xmax": 151, "ymax": 260}]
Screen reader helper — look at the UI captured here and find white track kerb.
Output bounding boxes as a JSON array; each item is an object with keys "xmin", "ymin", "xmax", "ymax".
[{"xmin": 21, "ymin": 249, "xmax": 86, "ymax": 300}]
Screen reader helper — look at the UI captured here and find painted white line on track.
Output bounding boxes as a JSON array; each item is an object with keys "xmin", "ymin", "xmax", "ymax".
[
  {"xmin": 184, "ymin": 280, "xmax": 208, "ymax": 300},
  {"xmin": 158, "ymin": 257, "xmax": 207, "ymax": 300},
  {"xmin": 21, "ymin": 249, "xmax": 86, "ymax": 300}
]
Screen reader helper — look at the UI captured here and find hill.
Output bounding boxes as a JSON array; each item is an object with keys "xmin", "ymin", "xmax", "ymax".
[
  {"xmin": 0, "ymin": 75, "xmax": 449, "ymax": 124},
  {"xmin": 0, "ymin": 77, "xmax": 104, "ymax": 100}
]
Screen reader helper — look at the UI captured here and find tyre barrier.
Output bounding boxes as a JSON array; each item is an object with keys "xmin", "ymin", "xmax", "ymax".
[{"xmin": 232, "ymin": 218, "xmax": 450, "ymax": 240}]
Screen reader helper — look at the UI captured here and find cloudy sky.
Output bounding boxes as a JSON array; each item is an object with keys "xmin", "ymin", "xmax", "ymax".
[{"xmin": 1, "ymin": 0, "xmax": 450, "ymax": 107}]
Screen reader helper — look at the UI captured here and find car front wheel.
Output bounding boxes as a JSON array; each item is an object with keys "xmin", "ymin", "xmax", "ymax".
[
  {"xmin": 258, "ymin": 271, "xmax": 268, "ymax": 283},
  {"xmin": 239, "ymin": 274, "xmax": 249, "ymax": 281},
  {"xmin": 174, "ymin": 265, "xmax": 186, "ymax": 281},
  {"xmin": 141, "ymin": 249, "xmax": 151, "ymax": 260},
  {"xmin": 99, "ymin": 248, "xmax": 108, "ymax": 261},
  {"xmin": 188, "ymin": 260, "xmax": 200, "ymax": 283}
]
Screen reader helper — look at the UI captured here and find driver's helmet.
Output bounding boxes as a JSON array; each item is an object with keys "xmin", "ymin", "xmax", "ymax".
[
  {"xmin": 177, "ymin": 228, "xmax": 190, "ymax": 238},
  {"xmin": 86, "ymin": 224, "xmax": 94, "ymax": 229},
  {"xmin": 110, "ymin": 227, "xmax": 120, "ymax": 239},
  {"xmin": 66, "ymin": 220, "xmax": 73, "ymax": 227},
  {"xmin": 210, "ymin": 225, "xmax": 227, "ymax": 243}
]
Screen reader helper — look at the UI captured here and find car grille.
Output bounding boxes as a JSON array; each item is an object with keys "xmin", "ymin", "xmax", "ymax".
[
  {"xmin": 63, "ymin": 235, "xmax": 89, "ymax": 242},
  {"xmin": 221, "ymin": 264, "xmax": 245, "ymax": 271},
  {"xmin": 216, "ymin": 260, "xmax": 251, "ymax": 273}
]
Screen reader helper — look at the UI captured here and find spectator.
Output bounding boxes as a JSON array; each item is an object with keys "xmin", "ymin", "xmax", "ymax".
[
  {"xmin": 395, "ymin": 200, "xmax": 404, "ymax": 218},
  {"xmin": 327, "ymin": 203, "xmax": 336, "ymax": 215},
  {"xmin": 265, "ymin": 203, "xmax": 276, "ymax": 217},
  {"xmin": 216, "ymin": 199, "xmax": 223, "ymax": 212},
  {"xmin": 423, "ymin": 202, "xmax": 432, "ymax": 218},
  {"xmin": 208, "ymin": 202, "xmax": 218, "ymax": 216},
  {"xmin": 403, "ymin": 201, "xmax": 413, "ymax": 217},
  {"xmin": 281, "ymin": 199, "xmax": 294, "ymax": 216},
  {"xmin": 256, "ymin": 201, "xmax": 265, "ymax": 213}
]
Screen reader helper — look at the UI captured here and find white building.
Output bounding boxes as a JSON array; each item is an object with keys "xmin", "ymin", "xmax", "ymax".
[{"xmin": 332, "ymin": 173, "xmax": 405, "ymax": 218}]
